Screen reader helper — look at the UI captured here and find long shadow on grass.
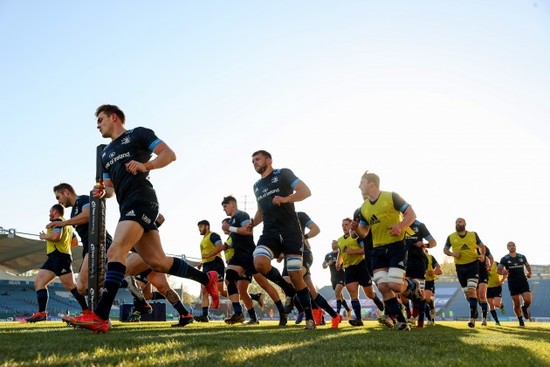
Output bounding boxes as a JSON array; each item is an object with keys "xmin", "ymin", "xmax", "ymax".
[{"xmin": 1, "ymin": 321, "xmax": 549, "ymax": 367}]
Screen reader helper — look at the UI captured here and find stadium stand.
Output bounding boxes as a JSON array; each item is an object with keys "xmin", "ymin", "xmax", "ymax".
[{"xmin": 317, "ymin": 276, "xmax": 550, "ymax": 321}]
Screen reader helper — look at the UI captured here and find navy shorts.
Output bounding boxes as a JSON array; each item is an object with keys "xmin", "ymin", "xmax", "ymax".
[
  {"xmin": 228, "ymin": 254, "xmax": 257, "ymax": 277},
  {"xmin": 331, "ymin": 270, "xmax": 346, "ymax": 289},
  {"xmin": 487, "ymin": 286, "xmax": 502, "ymax": 298},
  {"xmin": 42, "ymin": 252, "xmax": 73, "ymax": 276},
  {"xmin": 508, "ymin": 278, "xmax": 530, "ymax": 296},
  {"xmin": 344, "ymin": 260, "xmax": 372, "ymax": 287},
  {"xmin": 119, "ymin": 200, "xmax": 159, "ymax": 232},
  {"xmin": 371, "ymin": 240, "xmax": 407, "ymax": 271},
  {"xmin": 257, "ymin": 230, "xmax": 303, "ymax": 258},
  {"xmin": 455, "ymin": 261, "xmax": 479, "ymax": 288},
  {"xmin": 406, "ymin": 265, "xmax": 427, "ymax": 280},
  {"xmin": 425, "ymin": 280, "xmax": 436, "ymax": 293},
  {"xmin": 478, "ymin": 262, "xmax": 489, "ymax": 284},
  {"xmin": 203, "ymin": 256, "xmax": 225, "ymax": 281}
]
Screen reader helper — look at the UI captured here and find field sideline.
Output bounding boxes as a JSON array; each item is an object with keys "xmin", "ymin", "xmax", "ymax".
[{"xmin": 1, "ymin": 320, "xmax": 549, "ymax": 367}]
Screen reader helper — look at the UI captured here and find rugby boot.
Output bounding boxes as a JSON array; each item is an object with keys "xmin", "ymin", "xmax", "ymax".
[
  {"xmin": 304, "ymin": 319, "xmax": 316, "ymax": 330},
  {"xmin": 331, "ymin": 314, "xmax": 342, "ymax": 329},
  {"xmin": 125, "ymin": 276, "xmax": 145, "ymax": 300},
  {"xmin": 26, "ymin": 312, "xmax": 47, "ymax": 323},
  {"xmin": 278, "ymin": 312, "xmax": 288, "ymax": 327},
  {"xmin": 225, "ymin": 313, "xmax": 245, "ymax": 325},
  {"xmin": 63, "ymin": 309, "xmax": 92, "ymax": 326},
  {"xmin": 205, "ymin": 271, "xmax": 220, "ymax": 309},
  {"xmin": 396, "ymin": 321, "xmax": 411, "ymax": 331},
  {"xmin": 172, "ymin": 314, "xmax": 194, "ymax": 328},
  {"xmin": 243, "ymin": 318, "xmax": 260, "ymax": 325},
  {"xmin": 194, "ymin": 315, "xmax": 210, "ymax": 322},
  {"xmin": 348, "ymin": 319, "xmax": 364, "ymax": 327},
  {"xmin": 312, "ymin": 308, "xmax": 324, "ymax": 325},
  {"xmin": 294, "ymin": 311, "xmax": 304, "ymax": 324},
  {"xmin": 72, "ymin": 311, "xmax": 110, "ymax": 333},
  {"xmin": 378, "ymin": 314, "xmax": 394, "ymax": 329}
]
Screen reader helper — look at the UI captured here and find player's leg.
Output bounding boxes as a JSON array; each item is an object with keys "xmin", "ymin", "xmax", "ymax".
[
  {"xmin": 59, "ymin": 271, "xmax": 89, "ymax": 312},
  {"xmin": 76, "ymin": 253, "xmax": 89, "ymax": 296},
  {"xmin": 27, "ymin": 269, "xmax": 55, "ymax": 322}
]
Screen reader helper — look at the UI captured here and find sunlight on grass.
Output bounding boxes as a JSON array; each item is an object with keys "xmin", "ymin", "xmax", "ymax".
[{"xmin": 1, "ymin": 321, "xmax": 549, "ymax": 367}]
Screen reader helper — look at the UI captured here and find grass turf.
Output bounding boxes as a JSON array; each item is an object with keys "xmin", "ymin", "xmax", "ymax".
[{"xmin": 1, "ymin": 320, "xmax": 549, "ymax": 367}]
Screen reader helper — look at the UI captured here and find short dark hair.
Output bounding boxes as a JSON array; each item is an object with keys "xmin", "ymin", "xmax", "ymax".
[
  {"xmin": 252, "ymin": 150, "xmax": 271, "ymax": 159},
  {"xmin": 95, "ymin": 104, "xmax": 125, "ymax": 123},
  {"xmin": 51, "ymin": 204, "xmax": 64, "ymax": 216},
  {"xmin": 197, "ymin": 220, "xmax": 210, "ymax": 227},
  {"xmin": 221, "ymin": 195, "xmax": 237, "ymax": 205},
  {"xmin": 221, "ymin": 217, "xmax": 230, "ymax": 224},
  {"xmin": 361, "ymin": 171, "xmax": 380, "ymax": 188},
  {"xmin": 53, "ymin": 183, "xmax": 75, "ymax": 195}
]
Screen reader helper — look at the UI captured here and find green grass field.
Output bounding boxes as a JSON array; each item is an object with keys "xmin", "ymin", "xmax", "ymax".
[{"xmin": 1, "ymin": 320, "xmax": 549, "ymax": 367}]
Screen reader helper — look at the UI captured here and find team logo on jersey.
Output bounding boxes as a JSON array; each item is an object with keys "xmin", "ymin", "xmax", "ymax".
[
  {"xmin": 125, "ymin": 210, "xmax": 136, "ymax": 217},
  {"xmin": 460, "ymin": 244, "xmax": 470, "ymax": 250},
  {"xmin": 368, "ymin": 214, "xmax": 381, "ymax": 225},
  {"xmin": 109, "ymin": 151, "xmax": 116, "ymax": 159},
  {"xmin": 271, "ymin": 176, "xmax": 279, "ymax": 184},
  {"xmin": 121, "ymin": 136, "xmax": 131, "ymax": 145}
]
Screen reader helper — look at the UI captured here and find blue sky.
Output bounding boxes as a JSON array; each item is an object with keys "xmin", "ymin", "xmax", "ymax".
[{"xmin": 1, "ymin": 1, "xmax": 549, "ymax": 294}]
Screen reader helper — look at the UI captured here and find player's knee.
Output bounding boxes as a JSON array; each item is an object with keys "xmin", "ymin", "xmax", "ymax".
[{"xmin": 225, "ymin": 269, "xmax": 240, "ymax": 295}]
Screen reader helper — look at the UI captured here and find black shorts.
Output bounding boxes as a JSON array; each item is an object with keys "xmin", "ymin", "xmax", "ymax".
[
  {"xmin": 508, "ymin": 278, "xmax": 530, "ymax": 296},
  {"xmin": 119, "ymin": 200, "xmax": 159, "ymax": 232},
  {"xmin": 364, "ymin": 254, "xmax": 374, "ymax": 277},
  {"xmin": 406, "ymin": 265, "xmax": 427, "ymax": 280},
  {"xmin": 455, "ymin": 261, "xmax": 479, "ymax": 288},
  {"xmin": 257, "ymin": 230, "xmax": 303, "ymax": 257},
  {"xmin": 42, "ymin": 252, "xmax": 73, "ymax": 276},
  {"xmin": 331, "ymin": 270, "xmax": 346, "ymax": 290},
  {"xmin": 371, "ymin": 240, "xmax": 407, "ymax": 271},
  {"xmin": 425, "ymin": 280, "xmax": 435, "ymax": 293},
  {"xmin": 487, "ymin": 286, "xmax": 502, "ymax": 299},
  {"xmin": 478, "ymin": 262, "xmax": 489, "ymax": 284},
  {"xmin": 202, "ymin": 257, "xmax": 225, "ymax": 281},
  {"xmin": 344, "ymin": 260, "xmax": 372, "ymax": 287},
  {"xmin": 228, "ymin": 255, "xmax": 257, "ymax": 277}
]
